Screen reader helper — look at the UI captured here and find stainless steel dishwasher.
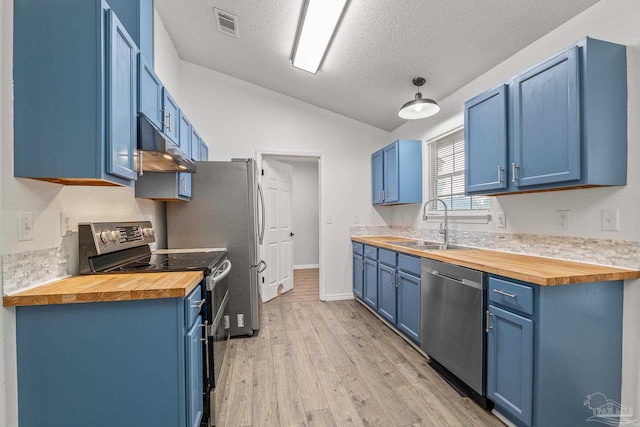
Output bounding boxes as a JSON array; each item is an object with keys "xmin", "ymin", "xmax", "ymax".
[{"xmin": 421, "ymin": 258, "xmax": 488, "ymax": 406}]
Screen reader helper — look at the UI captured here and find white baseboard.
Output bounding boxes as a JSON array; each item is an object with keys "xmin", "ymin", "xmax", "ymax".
[
  {"xmin": 323, "ymin": 293, "xmax": 355, "ymax": 302},
  {"xmin": 293, "ymin": 264, "xmax": 319, "ymax": 270}
]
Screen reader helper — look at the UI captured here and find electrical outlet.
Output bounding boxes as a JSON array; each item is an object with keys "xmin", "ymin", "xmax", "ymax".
[
  {"xmin": 18, "ymin": 212, "xmax": 34, "ymax": 241},
  {"xmin": 401, "ymin": 213, "xmax": 405, "ymax": 223},
  {"xmin": 496, "ymin": 212, "xmax": 506, "ymax": 228},
  {"xmin": 555, "ymin": 210, "xmax": 570, "ymax": 231},
  {"xmin": 237, "ymin": 313, "xmax": 244, "ymax": 328},
  {"xmin": 601, "ymin": 209, "xmax": 619, "ymax": 231},
  {"xmin": 327, "ymin": 215, "xmax": 333, "ymax": 224},
  {"xmin": 354, "ymin": 215, "xmax": 360, "ymax": 224}
]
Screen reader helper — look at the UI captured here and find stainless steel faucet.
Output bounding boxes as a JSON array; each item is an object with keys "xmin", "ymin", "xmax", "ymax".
[{"xmin": 423, "ymin": 198, "xmax": 449, "ymax": 248}]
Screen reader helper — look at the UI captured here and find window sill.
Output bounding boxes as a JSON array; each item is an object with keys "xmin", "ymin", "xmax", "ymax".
[{"xmin": 424, "ymin": 210, "xmax": 491, "ymax": 224}]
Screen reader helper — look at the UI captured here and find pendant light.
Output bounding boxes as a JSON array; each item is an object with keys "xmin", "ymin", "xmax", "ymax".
[{"xmin": 398, "ymin": 77, "xmax": 440, "ymax": 119}]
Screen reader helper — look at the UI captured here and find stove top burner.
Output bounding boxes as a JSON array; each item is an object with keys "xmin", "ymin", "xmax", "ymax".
[{"xmin": 103, "ymin": 250, "xmax": 227, "ymax": 275}]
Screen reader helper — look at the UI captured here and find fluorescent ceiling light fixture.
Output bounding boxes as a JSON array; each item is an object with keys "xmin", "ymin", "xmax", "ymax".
[
  {"xmin": 292, "ymin": 0, "xmax": 350, "ymax": 74},
  {"xmin": 398, "ymin": 77, "xmax": 440, "ymax": 119}
]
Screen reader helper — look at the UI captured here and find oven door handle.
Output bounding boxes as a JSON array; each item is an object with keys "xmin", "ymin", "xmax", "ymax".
[{"xmin": 207, "ymin": 259, "xmax": 232, "ymax": 291}]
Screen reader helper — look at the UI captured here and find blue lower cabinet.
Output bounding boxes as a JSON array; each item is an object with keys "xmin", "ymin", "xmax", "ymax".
[
  {"xmin": 377, "ymin": 263, "xmax": 397, "ymax": 323},
  {"xmin": 487, "ymin": 275, "xmax": 624, "ymax": 426},
  {"xmin": 352, "ymin": 254, "xmax": 364, "ymax": 299},
  {"xmin": 15, "ymin": 289, "xmax": 205, "ymax": 427},
  {"xmin": 487, "ymin": 305, "xmax": 533, "ymax": 426},
  {"xmin": 186, "ymin": 316, "xmax": 204, "ymax": 427},
  {"xmin": 397, "ymin": 271, "xmax": 421, "ymax": 343},
  {"xmin": 363, "ymin": 258, "xmax": 378, "ymax": 309}
]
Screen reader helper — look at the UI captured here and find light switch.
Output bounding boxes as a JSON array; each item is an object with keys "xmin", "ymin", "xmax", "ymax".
[
  {"xmin": 18, "ymin": 212, "xmax": 34, "ymax": 241},
  {"xmin": 327, "ymin": 215, "xmax": 333, "ymax": 224}
]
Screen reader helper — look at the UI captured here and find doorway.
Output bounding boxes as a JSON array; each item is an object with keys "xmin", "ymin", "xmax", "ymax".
[{"xmin": 257, "ymin": 150, "xmax": 324, "ymax": 302}]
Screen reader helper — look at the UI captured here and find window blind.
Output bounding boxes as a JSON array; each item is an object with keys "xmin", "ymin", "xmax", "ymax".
[{"xmin": 429, "ymin": 129, "xmax": 490, "ymax": 211}]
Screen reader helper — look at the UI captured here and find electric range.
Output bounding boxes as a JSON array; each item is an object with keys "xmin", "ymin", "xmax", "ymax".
[{"xmin": 78, "ymin": 221, "xmax": 231, "ymax": 427}]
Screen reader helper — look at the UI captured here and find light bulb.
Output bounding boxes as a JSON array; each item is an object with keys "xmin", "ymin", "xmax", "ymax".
[{"xmin": 415, "ymin": 104, "xmax": 423, "ymax": 112}]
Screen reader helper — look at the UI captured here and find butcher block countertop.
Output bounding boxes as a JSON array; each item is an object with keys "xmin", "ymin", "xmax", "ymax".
[
  {"xmin": 352, "ymin": 236, "xmax": 640, "ymax": 286},
  {"xmin": 3, "ymin": 271, "xmax": 204, "ymax": 307}
]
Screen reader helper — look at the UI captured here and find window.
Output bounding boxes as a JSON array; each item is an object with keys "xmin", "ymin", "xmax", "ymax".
[{"xmin": 429, "ymin": 128, "xmax": 490, "ymax": 211}]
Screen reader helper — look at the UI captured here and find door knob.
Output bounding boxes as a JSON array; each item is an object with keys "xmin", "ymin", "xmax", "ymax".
[{"xmin": 290, "ymin": 232, "xmax": 295, "ymax": 237}]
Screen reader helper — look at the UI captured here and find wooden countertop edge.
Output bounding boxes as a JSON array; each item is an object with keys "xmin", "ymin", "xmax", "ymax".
[
  {"xmin": 3, "ymin": 272, "xmax": 204, "ymax": 307},
  {"xmin": 351, "ymin": 236, "xmax": 640, "ymax": 286}
]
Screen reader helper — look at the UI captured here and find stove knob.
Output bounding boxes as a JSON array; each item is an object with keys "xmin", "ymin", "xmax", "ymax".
[
  {"xmin": 143, "ymin": 228, "xmax": 155, "ymax": 237},
  {"xmin": 100, "ymin": 231, "xmax": 116, "ymax": 243},
  {"xmin": 113, "ymin": 230, "xmax": 122, "ymax": 240}
]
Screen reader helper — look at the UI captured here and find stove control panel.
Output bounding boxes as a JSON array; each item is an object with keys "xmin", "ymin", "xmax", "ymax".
[{"xmin": 80, "ymin": 221, "xmax": 156, "ymax": 255}]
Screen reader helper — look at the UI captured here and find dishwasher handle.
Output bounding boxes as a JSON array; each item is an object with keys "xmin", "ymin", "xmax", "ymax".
[{"xmin": 429, "ymin": 269, "xmax": 482, "ymax": 290}]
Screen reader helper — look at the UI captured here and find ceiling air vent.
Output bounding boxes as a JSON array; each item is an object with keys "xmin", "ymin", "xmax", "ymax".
[{"xmin": 214, "ymin": 8, "xmax": 239, "ymax": 38}]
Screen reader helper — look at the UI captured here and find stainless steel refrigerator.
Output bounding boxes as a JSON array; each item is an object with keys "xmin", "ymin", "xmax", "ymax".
[{"xmin": 166, "ymin": 159, "xmax": 266, "ymax": 337}]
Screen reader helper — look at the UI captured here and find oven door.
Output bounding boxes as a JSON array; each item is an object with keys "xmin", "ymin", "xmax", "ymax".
[{"xmin": 210, "ymin": 290, "xmax": 230, "ymax": 426}]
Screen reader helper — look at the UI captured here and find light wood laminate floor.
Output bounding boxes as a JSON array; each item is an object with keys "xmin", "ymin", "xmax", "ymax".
[{"xmin": 218, "ymin": 269, "xmax": 503, "ymax": 426}]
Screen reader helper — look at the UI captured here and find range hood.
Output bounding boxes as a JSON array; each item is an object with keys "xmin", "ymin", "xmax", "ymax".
[{"xmin": 136, "ymin": 115, "xmax": 197, "ymax": 173}]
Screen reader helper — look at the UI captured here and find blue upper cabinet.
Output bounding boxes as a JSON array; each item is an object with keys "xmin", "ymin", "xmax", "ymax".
[
  {"xmin": 106, "ymin": 10, "xmax": 138, "ymax": 181},
  {"xmin": 200, "ymin": 141, "xmax": 209, "ymax": 161},
  {"xmin": 138, "ymin": 54, "xmax": 164, "ymax": 130},
  {"xmin": 14, "ymin": 0, "xmax": 139, "ymax": 186},
  {"xmin": 178, "ymin": 110, "xmax": 192, "ymax": 158},
  {"xmin": 190, "ymin": 128, "xmax": 201, "ymax": 162},
  {"xmin": 371, "ymin": 139, "xmax": 422, "ymax": 205},
  {"xmin": 163, "ymin": 89, "xmax": 180, "ymax": 145},
  {"xmin": 513, "ymin": 46, "xmax": 581, "ymax": 188},
  {"xmin": 465, "ymin": 85, "xmax": 508, "ymax": 193},
  {"xmin": 465, "ymin": 37, "xmax": 627, "ymax": 196},
  {"xmin": 372, "ymin": 150, "xmax": 384, "ymax": 204}
]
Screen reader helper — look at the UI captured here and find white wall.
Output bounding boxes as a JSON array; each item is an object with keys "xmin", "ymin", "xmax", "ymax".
[
  {"xmin": 285, "ymin": 160, "xmax": 320, "ymax": 268},
  {"xmin": 388, "ymin": 0, "xmax": 640, "ymax": 413}
]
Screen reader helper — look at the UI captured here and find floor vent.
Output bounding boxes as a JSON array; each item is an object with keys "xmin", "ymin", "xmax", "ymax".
[{"xmin": 214, "ymin": 8, "xmax": 239, "ymax": 38}]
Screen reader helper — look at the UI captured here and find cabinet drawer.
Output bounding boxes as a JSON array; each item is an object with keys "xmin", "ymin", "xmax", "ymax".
[
  {"xmin": 489, "ymin": 277, "xmax": 533, "ymax": 315},
  {"xmin": 185, "ymin": 285, "xmax": 204, "ymax": 327},
  {"xmin": 378, "ymin": 248, "xmax": 396, "ymax": 266},
  {"xmin": 352, "ymin": 242, "xmax": 364, "ymax": 255},
  {"xmin": 364, "ymin": 245, "xmax": 378, "ymax": 260},
  {"xmin": 398, "ymin": 254, "xmax": 420, "ymax": 275}
]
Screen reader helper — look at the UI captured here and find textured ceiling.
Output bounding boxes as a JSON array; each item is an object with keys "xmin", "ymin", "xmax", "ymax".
[{"xmin": 155, "ymin": 0, "xmax": 599, "ymax": 131}]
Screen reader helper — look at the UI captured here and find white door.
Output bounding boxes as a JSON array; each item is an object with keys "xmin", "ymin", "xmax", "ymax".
[{"xmin": 260, "ymin": 158, "xmax": 294, "ymax": 302}]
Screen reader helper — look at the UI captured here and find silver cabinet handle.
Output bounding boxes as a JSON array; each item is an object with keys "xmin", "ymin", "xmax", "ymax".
[
  {"xmin": 381, "ymin": 189, "xmax": 385, "ymax": 201},
  {"xmin": 511, "ymin": 163, "xmax": 519, "ymax": 182},
  {"xmin": 493, "ymin": 289, "xmax": 516, "ymax": 298},
  {"xmin": 138, "ymin": 150, "xmax": 143, "ymax": 176},
  {"xmin": 497, "ymin": 165, "xmax": 503, "ymax": 183},
  {"xmin": 395, "ymin": 273, "xmax": 399, "ymax": 288},
  {"xmin": 486, "ymin": 310, "xmax": 492, "ymax": 333},
  {"xmin": 167, "ymin": 112, "xmax": 173, "ymax": 132},
  {"xmin": 191, "ymin": 298, "xmax": 206, "ymax": 309}
]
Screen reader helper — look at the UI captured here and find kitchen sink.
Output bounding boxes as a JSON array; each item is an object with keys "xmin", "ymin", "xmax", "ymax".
[{"xmin": 387, "ymin": 240, "xmax": 472, "ymax": 250}]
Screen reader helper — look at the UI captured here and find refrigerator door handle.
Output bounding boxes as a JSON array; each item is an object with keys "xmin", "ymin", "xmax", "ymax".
[{"xmin": 257, "ymin": 183, "xmax": 266, "ymax": 245}]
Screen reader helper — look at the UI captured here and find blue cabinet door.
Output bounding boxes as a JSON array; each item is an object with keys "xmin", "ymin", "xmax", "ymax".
[
  {"xmin": 372, "ymin": 150, "xmax": 384, "ymax": 204},
  {"xmin": 465, "ymin": 85, "xmax": 508, "ymax": 193},
  {"xmin": 383, "ymin": 142, "xmax": 399, "ymax": 203},
  {"xmin": 185, "ymin": 316, "xmax": 204, "ymax": 427},
  {"xmin": 200, "ymin": 142, "xmax": 209, "ymax": 161},
  {"xmin": 352, "ymin": 254, "xmax": 364, "ymax": 299},
  {"xmin": 512, "ymin": 46, "xmax": 581, "ymax": 188},
  {"xmin": 397, "ymin": 271, "xmax": 421, "ymax": 344},
  {"xmin": 178, "ymin": 111, "xmax": 192, "ymax": 158},
  {"xmin": 162, "ymin": 89, "xmax": 180, "ymax": 144},
  {"xmin": 106, "ymin": 9, "xmax": 137, "ymax": 181},
  {"xmin": 377, "ymin": 263, "xmax": 397, "ymax": 324},
  {"xmin": 137, "ymin": 54, "xmax": 163, "ymax": 130},
  {"xmin": 178, "ymin": 173, "xmax": 192, "ymax": 198},
  {"xmin": 190, "ymin": 128, "xmax": 201, "ymax": 162},
  {"xmin": 363, "ymin": 258, "xmax": 378, "ymax": 309},
  {"xmin": 487, "ymin": 305, "xmax": 533, "ymax": 426}
]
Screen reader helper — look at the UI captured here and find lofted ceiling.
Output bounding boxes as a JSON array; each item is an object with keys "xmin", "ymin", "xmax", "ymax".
[{"xmin": 155, "ymin": 0, "xmax": 599, "ymax": 132}]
